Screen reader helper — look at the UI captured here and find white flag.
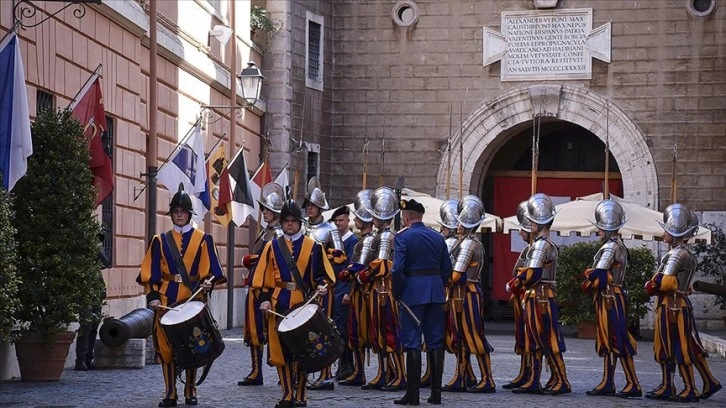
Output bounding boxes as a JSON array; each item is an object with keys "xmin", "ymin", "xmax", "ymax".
[{"xmin": 156, "ymin": 124, "xmax": 208, "ymax": 224}]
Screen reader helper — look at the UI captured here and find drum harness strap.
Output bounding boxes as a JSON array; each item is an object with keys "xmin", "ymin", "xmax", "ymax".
[
  {"xmin": 164, "ymin": 231, "xmax": 215, "ymax": 386},
  {"xmin": 277, "ymin": 237, "xmax": 313, "ymax": 300}
]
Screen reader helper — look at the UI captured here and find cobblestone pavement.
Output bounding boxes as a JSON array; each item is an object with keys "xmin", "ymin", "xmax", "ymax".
[{"xmin": 1, "ymin": 327, "xmax": 725, "ymax": 408}]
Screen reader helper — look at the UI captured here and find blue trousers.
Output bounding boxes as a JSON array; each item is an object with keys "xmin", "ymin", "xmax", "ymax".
[{"xmin": 399, "ymin": 302, "xmax": 444, "ymax": 351}]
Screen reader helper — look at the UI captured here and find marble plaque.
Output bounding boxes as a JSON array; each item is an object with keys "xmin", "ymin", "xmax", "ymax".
[{"xmin": 483, "ymin": 8, "xmax": 611, "ymax": 82}]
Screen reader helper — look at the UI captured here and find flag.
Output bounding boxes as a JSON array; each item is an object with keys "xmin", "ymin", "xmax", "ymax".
[
  {"xmin": 227, "ymin": 145, "xmax": 255, "ymax": 226},
  {"xmin": 69, "ymin": 73, "xmax": 114, "ymax": 205},
  {"xmin": 248, "ymin": 161, "xmax": 273, "ymax": 225},
  {"xmin": 274, "ymin": 166, "xmax": 290, "ymax": 200},
  {"xmin": 156, "ymin": 123, "xmax": 208, "ymax": 224},
  {"xmin": 207, "ymin": 142, "xmax": 232, "ymax": 226},
  {"xmin": 0, "ymin": 32, "xmax": 32, "ymax": 192}
]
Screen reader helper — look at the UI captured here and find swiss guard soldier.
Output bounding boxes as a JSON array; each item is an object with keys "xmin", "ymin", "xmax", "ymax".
[
  {"xmin": 338, "ymin": 189, "xmax": 377, "ymax": 386},
  {"xmin": 440, "ymin": 199, "xmax": 476, "ymax": 392},
  {"xmin": 581, "ymin": 199, "xmax": 642, "ymax": 398},
  {"xmin": 392, "ymin": 198, "xmax": 452, "ymax": 405},
  {"xmin": 329, "ymin": 205, "xmax": 359, "ymax": 381},
  {"xmin": 357, "ymin": 187, "xmax": 405, "ymax": 391},
  {"xmin": 238, "ymin": 182, "xmax": 285, "ymax": 386},
  {"xmin": 684, "ymin": 209, "xmax": 722, "ymax": 400},
  {"xmin": 252, "ymin": 199, "xmax": 336, "ymax": 408},
  {"xmin": 445, "ymin": 195, "xmax": 495, "ymax": 394},
  {"xmin": 503, "ymin": 201, "xmax": 532, "ymax": 390},
  {"xmin": 137, "ymin": 184, "xmax": 227, "ymax": 407},
  {"xmin": 508, "ymin": 193, "xmax": 571, "ymax": 395},
  {"xmin": 645, "ymin": 204, "xmax": 720, "ymax": 402},
  {"xmin": 303, "ymin": 177, "xmax": 346, "ymax": 390}
]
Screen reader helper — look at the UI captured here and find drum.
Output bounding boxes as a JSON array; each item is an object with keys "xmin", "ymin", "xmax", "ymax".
[
  {"xmin": 277, "ymin": 303, "xmax": 344, "ymax": 373},
  {"xmin": 160, "ymin": 301, "xmax": 225, "ymax": 370}
]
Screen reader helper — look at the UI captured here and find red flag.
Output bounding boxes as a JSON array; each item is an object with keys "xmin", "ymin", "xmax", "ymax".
[
  {"xmin": 70, "ymin": 75, "xmax": 114, "ymax": 206},
  {"xmin": 252, "ymin": 161, "xmax": 272, "ymax": 188}
]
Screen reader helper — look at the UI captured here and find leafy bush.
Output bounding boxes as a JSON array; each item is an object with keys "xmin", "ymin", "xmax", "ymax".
[
  {"xmin": 556, "ymin": 241, "xmax": 656, "ymax": 331},
  {"xmin": 0, "ymin": 178, "xmax": 21, "ymax": 343},
  {"xmin": 692, "ymin": 223, "xmax": 726, "ymax": 308},
  {"xmin": 10, "ymin": 109, "xmax": 106, "ymax": 340},
  {"xmin": 251, "ymin": 5, "xmax": 282, "ymax": 35}
]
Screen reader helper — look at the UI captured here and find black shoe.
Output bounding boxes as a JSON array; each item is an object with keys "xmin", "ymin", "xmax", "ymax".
[
  {"xmin": 274, "ymin": 400, "xmax": 295, "ymax": 408},
  {"xmin": 614, "ymin": 389, "xmax": 642, "ymax": 398},
  {"xmin": 158, "ymin": 399, "xmax": 177, "ymax": 408},
  {"xmin": 307, "ymin": 381, "xmax": 334, "ymax": 390},
  {"xmin": 394, "ymin": 395, "xmax": 420, "ymax": 405},
  {"xmin": 361, "ymin": 382, "xmax": 383, "ymax": 390},
  {"xmin": 544, "ymin": 386, "xmax": 571, "ymax": 395},
  {"xmin": 467, "ymin": 386, "xmax": 496, "ymax": 393},
  {"xmin": 586, "ymin": 388, "xmax": 615, "ymax": 396},
  {"xmin": 184, "ymin": 397, "xmax": 198, "ymax": 406},
  {"xmin": 502, "ymin": 381, "xmax": 523, "ymax": 390},
  {"xmin": 381, "ymin": 383, "xmax": 406, "ymax": 391},
  {"xmin": 701, "ymin": 383, "xmax": 722, "ymax": 399},
  {"xmin": 339, "ymin": 379, "xmax": 365, "ymax": 386},
  {"xmin": 442, "ymin": 384, "xmax": 466, "ymax": 392},
  {"xmin": 512, "ymin": 386, "xmax": 542, "ymax": 394},
  {"xmin": 294, "ymin": 401, "xmax": 307, "ymax": 407},
  {"xmin": 85, "ymin": 360, "xmax": 96, "ymax": 370},
  {"xmin": 426, "ymin": 394, "xmax": 441, "ymax": 405},
  {"xmin": 74, "ymin": 362, "xmax": 88, "ymax": 371},
  {"xmin": 238, "ymin": 377, "xmax": 263, "ymax": 386}
]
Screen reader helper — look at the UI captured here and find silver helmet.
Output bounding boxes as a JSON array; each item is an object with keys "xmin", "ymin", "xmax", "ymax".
[
  {"xmin": 436, "ymin": 199, "xmax": 459, "ymax": 230},
  {"xmin": 526, "ymin": 193, "xmax": 557, "ymax": 224},
  {"xmin": 590, "ymin": 199, "xmax": 627, "ymax": 231},
  {"xmin": 455, "ymin": 195, "xmax": 486, "ymax": 229},
  {"xmin": 304, "ymin": 176, "xmax": 329, "ymax": 210},
  {"xmin": 686, "ymin": 209, "xmax": 700, "ymax": 239},
  {"xmin": 515, "ymin": 200, "xmax": 532, "ymax": 233},
  {"xmin": 257, "ymin": 182, "xmax": 285, "ymax": 214},
  {"xmin": 657, "ymin": 203, "xmax": 691, "ymax": 237},
  {"xmin": 351, "ymin": 189, "xmax": 374, "ymax": 223},
  {"xmin": 370, "ymin": 187, "xmax": 399, "ymax": 220}
]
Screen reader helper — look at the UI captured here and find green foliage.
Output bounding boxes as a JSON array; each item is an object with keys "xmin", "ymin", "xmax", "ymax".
[
  {"xmin": 250, "ymin": 5, "xmax": 282, "ymax": 35},
  {"xmin": 692, "ymin": 223, "xmax": 726, "ymax": 308},
  {"xmin": 0, "ymin": 178, "xmax": 21, "ymax": 343},
  {"xmin": 10, "ymin": 109, "xmax": 106, "ymax": 340},
  {"xmin": 556, "ymin": 241, "xmax": 656, "ymax": 328}
]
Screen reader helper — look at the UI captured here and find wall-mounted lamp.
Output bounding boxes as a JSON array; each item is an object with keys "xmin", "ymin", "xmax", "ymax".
[
  {"xmin": 200, "ymin": 62, "xmax": 264, "ymax": 122},
  {"xmin": 209, "ymin": 24, "xmax": 233, "ymax": 45}
]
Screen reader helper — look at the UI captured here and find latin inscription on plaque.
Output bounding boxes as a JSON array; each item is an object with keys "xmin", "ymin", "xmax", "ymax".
[{"xmin": 483, "ymin": 9, "xmax": 611, "ymax": 82}]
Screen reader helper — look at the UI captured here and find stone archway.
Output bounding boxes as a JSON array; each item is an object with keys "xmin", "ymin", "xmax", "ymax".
[{"xmin": 435, "ymin": 84, "xmax": 659, "ymax": 209}]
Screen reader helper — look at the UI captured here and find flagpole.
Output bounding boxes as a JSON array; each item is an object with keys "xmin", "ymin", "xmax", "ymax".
[
  {"xmin": 67, "ymin": 63, "xmax": 103, "ymax": 111},
  {"xmin": 133, "ymin": 116, "xmax": 203, "ymax": 201}
]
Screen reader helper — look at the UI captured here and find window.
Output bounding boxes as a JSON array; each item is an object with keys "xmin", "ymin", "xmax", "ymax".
[
  {"xmin": 100, "ymin": 115, "xmax": 114, "ymax": 267},
  {"xmin": 306, "ymin": 142, "xmax": 320, "ymax": 182},
  {"xmin": 36, "ymin": 89, "xmax": 54, "ymax": 114},
  {"xmin": 306, "ymin": 11, "xmax": 324, "ymax": 91}
]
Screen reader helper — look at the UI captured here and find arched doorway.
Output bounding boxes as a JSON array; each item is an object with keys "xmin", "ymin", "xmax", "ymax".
[{"xmin": 435, "ymin": 84, "xmax": 659, "ymax": 319}]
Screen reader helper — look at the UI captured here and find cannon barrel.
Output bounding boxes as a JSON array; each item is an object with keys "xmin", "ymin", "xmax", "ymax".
[
  {"xmin": 692, "ymin": 281, "xmax": 726, "ymax": 298},
  {"xmin": 99, "ymin": 308, "xmax": 155, "ymax": 347}
]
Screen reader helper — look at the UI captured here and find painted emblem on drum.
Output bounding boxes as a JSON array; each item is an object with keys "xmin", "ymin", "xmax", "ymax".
[
  {"xmin": 189, "ymin": 326, "xmax": 213, "ymax": 355},
  {"xmin": 306, "ymin": 331, "xmax": 330, "ymax": 356}
]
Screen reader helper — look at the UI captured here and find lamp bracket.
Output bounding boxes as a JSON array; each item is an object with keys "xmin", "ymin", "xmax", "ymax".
[{"xmin": 13, "ymin": 0, "xmax": 99, "ymax": 30}]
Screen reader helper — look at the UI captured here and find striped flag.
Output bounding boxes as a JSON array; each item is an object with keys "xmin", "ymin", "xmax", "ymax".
[
  {"xmin": 206, "ymin": 142, "xmax": 232, "ymax": 226},
  {"xmin": 0, "ymin": 32, "xmax": 32, "ymax": 191},
  {"xmin": 226, "ymin": 145, "xmax": 255, "ymax": 226}
]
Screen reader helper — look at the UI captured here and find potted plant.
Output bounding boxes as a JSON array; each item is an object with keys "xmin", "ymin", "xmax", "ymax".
[
  {"xmin": 0, "ymin": 178, "xmax": 21, "ymax": 344},
  {"xmin": 250, "ymin": 5, "xmax": 282, "ymax": 43},
  {"xmin": 692, "ymin": 224, "xmax": 726, "ymax": 310},
  {"xmin": 10, "ymin": 109, "xmax": 106, "ymax": 381},
  {"xmin": 555, "ymin": 241, "xmax": 655, "ymax": 339}
]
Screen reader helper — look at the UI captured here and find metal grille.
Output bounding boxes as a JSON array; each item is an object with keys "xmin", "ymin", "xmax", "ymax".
[
  {"xmin": 308, "ymin": 21, "xmax": 321, "ymax": 81},
  {"xmin": 101, "ymin": 115, "xmax": 114, "ymax": 266},
  {"xmin": 36, "ymin": 89, "xmax": 54, "ymax": 114}
]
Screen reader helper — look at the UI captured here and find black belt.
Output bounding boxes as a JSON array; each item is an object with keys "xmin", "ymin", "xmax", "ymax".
[{"xmin": 406, "ymin": 269, "xmax": 439, "ymax": 277}]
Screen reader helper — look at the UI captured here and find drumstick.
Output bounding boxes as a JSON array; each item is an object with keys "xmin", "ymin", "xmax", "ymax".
[
  {"xmin": 157, "ymin": 305, "xmax": 179, "ymax": 312},
  {"xmin": 266, "ymin": 310, "xmax": 286, "ymax": 319},
  {"xmin": 292, "ymin": 284, "xmax": 329, "ymax": 319},
  {"xmin": 181, "ymin": 277, "xmax": 214, "ymax": 308}
]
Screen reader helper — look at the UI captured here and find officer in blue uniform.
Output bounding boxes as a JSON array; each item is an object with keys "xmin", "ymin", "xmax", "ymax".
[{"xmin": 391, "ymin": 199, "xmax": 453, "ymax": 406}]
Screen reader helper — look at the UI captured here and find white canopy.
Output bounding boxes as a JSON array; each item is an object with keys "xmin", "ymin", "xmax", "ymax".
[
  {"xmin": 323, "ymin": 188, "xmax": 503, "ymax": 233},
  {"xmin": 501, "ymin": 193, "xmax": 711, "ymax": 243}
]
